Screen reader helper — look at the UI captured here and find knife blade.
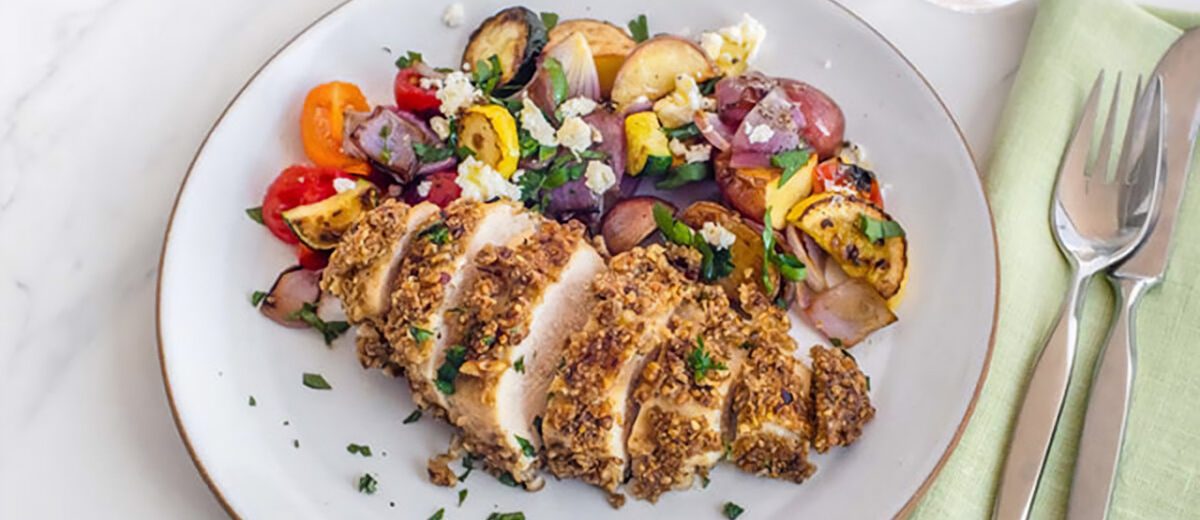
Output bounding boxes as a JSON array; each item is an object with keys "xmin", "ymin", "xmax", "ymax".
[{"xmin": 1113, "ymin": 28, "xmax": 1200, "ymax": 281}]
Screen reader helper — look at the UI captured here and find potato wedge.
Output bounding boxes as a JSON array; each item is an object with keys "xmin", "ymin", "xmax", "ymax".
[
  {"xmin": 792, "ymin": 194, "xmax": 907, "ymax": 298},
  {"xmin": 714, "ymin": 151, "xmax": 816, "ymax": 229},
  {"xmin": 611, "ymin": 35, "xmax": 718, "ymax": 109},
  {"xmin": 679, "ymin": 201, "xmax": 779, "ymax": 300},
  {"xmin": 602, "ymin": 196, "xmax": 674, "ymax": 254},
  {"xmin": 547, "ymin": 19, "xmax": 636, "ymax": 97}
]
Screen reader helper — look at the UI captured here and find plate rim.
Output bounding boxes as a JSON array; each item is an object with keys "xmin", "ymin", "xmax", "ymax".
[{"xmin": 154, "ymin": 1, "xmax": 1000, "ymax": 518}]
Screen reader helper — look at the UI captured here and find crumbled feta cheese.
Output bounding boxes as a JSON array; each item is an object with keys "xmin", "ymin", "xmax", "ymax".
[
  {"xmin": 416, "ymin": 180, "xmax": 433, "ymax": 198},
  {"xmin": 653, "ymin": 75, "xmax": 715, "ymax": 129},
  {"xmin": 668, "ymin": 138, "xmax": 713, "ymax": 164},
  {"xmin": 510, "ymin": 169, "xmax": 526, "ymax": 184},
  {"xmin": 520, "ymin": 97, "xmax": 558, "ymax": 147},
  {"xmin": 699, "ymin": 222, "xmax": 737, "ymax": 250},
  {"xmin": 838, "ymin": 142, "xmax": 871, "ymax": 169},
  {"xmin": 746, "ymin": 124, "xmax": 774, "ymax": 144},
  {"xmin": 429, "ymin": 116, "xmax": 452, "ymax": 141},
  {"xmin": 556, "ymin": 116, "xmax": 594, "ymax": 153},
  {"xmin": 583, "ymin": 161, "xmax": 617, "ymax": 195},
  {"xmin": 436, "ymin": 71, "xmax": 480, "ymax": 117},
  {"xmin": 699, "ymin": 13, "xmax": 767, "ymax": 74},
  {"xmin": 442, "ymin": 3, "xmax": 465, "ymax": 27},
  {"xmin": 333, "ymin": 177, "xmax": 357, "ymax": 193},
  {"xmin": 419, "ymin": 77, "xmax": 443, "ymax": 91},
  {"xmin": 455, "ymin": 157, "xmax": 521, "ymax": 202},
  {"xmin": 559, "ymin": 97, "xmax": 598, "ymax": 119},
  {"xmin": 699, "ymin": 32, "xmax": 725, "ymax": 62}
]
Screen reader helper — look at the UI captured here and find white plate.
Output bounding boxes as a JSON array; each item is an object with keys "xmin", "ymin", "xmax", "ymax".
[{"xmin": 157, "ymin": 0, "xmax": 998, "ymax": 518}]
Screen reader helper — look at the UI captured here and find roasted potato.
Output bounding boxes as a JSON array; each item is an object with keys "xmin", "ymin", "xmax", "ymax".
[
  {"xmin": 713, "ymin": 151, "xmax": 816, "ymax": 229},
  {"xmin": 547, "ymin": 19, "xmax": 636, "ymax": 97},
  {"xmin": 611, "ymin": 36, "xmax": 718, "ymax": 109},
  {"xmin": 679, "ymin": 201, "xmax": 779, "ymax": 300},
  {"xmin": 791, "ymin": 193, "xmax": 907, "ymax": 299}
]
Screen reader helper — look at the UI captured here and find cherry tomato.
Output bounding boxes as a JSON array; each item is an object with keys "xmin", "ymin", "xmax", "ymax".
[
  {"xmin": 394, "ymin": 68, "xmax": 442, "ymax": 115},
  {"xmin": 296, "ymin": 243, "xmax": 330, "ymax": 270},
  {"xmin": 301, "ymin": 81, "xmax": 371, "ymax": 175},
  {"xmin": 261, "ymin": 165, "xmax": 355, "ymax": 244},
  {"xmin": 404, "ymin": 170, "xmax": 461, "ymax": 208},
  {"xmin": 812, "ymin": 159, "xmax": 884, "ymax": 208}
]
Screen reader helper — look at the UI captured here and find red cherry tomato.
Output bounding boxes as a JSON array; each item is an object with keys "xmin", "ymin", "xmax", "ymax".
[
  {"xmin": 296, "ymin": 243, "xmax": 330, "ymax": 270},
  {"xmin": 405, "ymin": 170, "xmax": 462, "ymax": 208},
  {"xmin": 812, "ymin": 159, "xmax": 884, "ymax": 208},
  {"xmin": 261, "ymin": 165, "xmax": 355, "ymax": 244},
  {"xmin": 394, "ymin": 68, "xmax": 442, "ymax": 115}
]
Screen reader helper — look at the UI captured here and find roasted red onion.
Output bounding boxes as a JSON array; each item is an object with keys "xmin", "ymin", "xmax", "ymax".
[
  {"xmin": 694, "ymin": 111, "xmax": 734, "ymax": 152},
  {"xmin": 260, "ymin": 266, "xmax": 322, "ymax": 328},
  {"xmin": 804, "ymin": 279, "xmax": 897, "ymax": 347},
  {"xmin": 543, "ymin": 33, "xmax": 602, "ymax": 101},
  {"xmin": 346, "ymin": 107, "xmax": 436, "ymax": 184},
  {"xmin": 714, "ymin": 71, "xmax": 776, "ymax": 128},
  {"xmin": 731, "ymin": 88, "xmax": 805, "ymax": 159},
  {"xmin": 584, "ymin": 108, "xmax": 626, "ymax": 176}
]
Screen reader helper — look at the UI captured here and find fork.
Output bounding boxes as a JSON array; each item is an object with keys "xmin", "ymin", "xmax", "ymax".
[{"xmin": 992, "ymin": 72, "xmax": 1165, "ymax": 520}]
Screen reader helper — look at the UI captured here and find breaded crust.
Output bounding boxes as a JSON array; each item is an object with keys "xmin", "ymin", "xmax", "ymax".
[{"xmin": 810, "ymin": 345, "xmax": 875, "ymax": 453}]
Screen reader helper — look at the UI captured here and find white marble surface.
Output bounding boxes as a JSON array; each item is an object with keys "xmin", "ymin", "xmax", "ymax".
[{"xmin": 0, "ymin": 0, "xmax": 1189, "ymax": 517}]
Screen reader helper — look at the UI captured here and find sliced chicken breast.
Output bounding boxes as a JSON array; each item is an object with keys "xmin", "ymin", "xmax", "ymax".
[
  {"xmin": 542, "ymin": 245, "xmax": 697, "ymax": 499},
  {"xmin": 728, "ymin": 284, "xmax": 817, "ymax": 482},
  {"xmin": 625, "ymin": 283, "xmax": 743, "ymax": 502},
  {"xmin": 321, "ymin": 199, "xmax": 440, "ymax": 373},
  {"xmin": 384, "ymin": 200, "xmax": 539, "ymax": 416},
  {"xmin": 446, "ymin": 220, "xmax": 605, "ymax": 487},
  {"xmin": 809, "ymin": 345, "xmax": 875, "ymax": 453}
]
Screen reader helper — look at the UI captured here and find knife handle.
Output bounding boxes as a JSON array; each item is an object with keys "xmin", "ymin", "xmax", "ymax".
[
  {"xmin": 994, "ymin": 270, "xmax": 1092, "ymax": 520},
  {"xmin": 1067, "ymin": 277, "xmax": 1151, "ymax": 520}
]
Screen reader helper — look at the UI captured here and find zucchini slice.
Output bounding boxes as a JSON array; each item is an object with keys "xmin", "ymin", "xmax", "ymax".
[
  {"xmin": 792, "ymin": 193, "xmax": 907, "ymax": 299},
  {"xmin": 624, "ymin": 112, "xmax": 671, "ymax": 176},
  {"xmin": 459, "ymin": 104, "xmax": 520, "ymax": 177},
  {"xmin": 282, "ymin": 179, "xmax": 379, "ymax": 250},
  {"xmin": 462, "ymin": 7, "xmax": 547, "ymax": 88}
]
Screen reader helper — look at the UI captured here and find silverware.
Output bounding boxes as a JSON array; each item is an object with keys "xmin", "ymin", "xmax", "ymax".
[
  {"xmin": 993, "ymin": 71, "xmax": 1165, "ymax": 520},
  {"xmin": 1068, "ymin": 28, "xmax": 1200, "ymax": 520}
]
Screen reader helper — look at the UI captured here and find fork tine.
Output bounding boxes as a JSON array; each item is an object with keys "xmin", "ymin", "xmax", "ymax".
[
  {"xmin": 1089, "ymin": 72, "xmax": 1123, "ymax": 182},
  {"xmin": 1118, "ymin": 75, "xmax": 1149, "ymax": 184},
  {"xmin": 1057, "ymin": 71, "xmax": 1105, "ymax": 197}
]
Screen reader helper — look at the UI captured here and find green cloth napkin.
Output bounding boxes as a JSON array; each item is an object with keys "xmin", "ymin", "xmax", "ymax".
[{"xmin": 912, "ymin": 1, "xmax": 1200, "ymax": 518}]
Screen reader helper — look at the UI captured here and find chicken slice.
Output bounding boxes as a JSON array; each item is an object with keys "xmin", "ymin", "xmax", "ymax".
[
  {"xmin": 321, "ymin": 199, "xmax": 440, "ymax": 374},
  {"xmin": 542, "ymin": 245, "xmax": 697, "ymax": 497},
  {"xmin": 625, "ymin": 283, "xmax": 743, "ymax": 502},
  {"xmin": 809, "ymin": 345, "xmax": 875, "ymax": 452},
  {"xmin": 445, "ymin": 220, "xmax": 605, "ymax": 488},
  {"xmin": 384, "ymin": 200, "xmax": 539, "ymax": 416},
  {"xmin": 728, "ymin": 284, "xmax": 817, "ymax": 482}
]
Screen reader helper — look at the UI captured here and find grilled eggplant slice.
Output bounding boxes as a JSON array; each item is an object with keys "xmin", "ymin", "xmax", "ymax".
[
  {"xmin": 282, "ymin": 179, "xmax": 378, "ymax": 250},
  {"xmin": 462, "ymin": 7, "xmax": 547, "ymax": 89}
]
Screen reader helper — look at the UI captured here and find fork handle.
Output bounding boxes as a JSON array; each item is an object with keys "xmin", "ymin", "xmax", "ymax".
[
  {"xmin": 994, "ymin": 270, "xmax": 1092, "ymax": 520},
  {"xmin": 1067, "ymin": 277, "xmax": 1151, "ymax": 520}
]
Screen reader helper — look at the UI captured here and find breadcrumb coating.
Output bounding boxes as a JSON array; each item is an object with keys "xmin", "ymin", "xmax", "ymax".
[{"xmin": 810, "ymin": 345, "xmax": 875, "ymax": 453}]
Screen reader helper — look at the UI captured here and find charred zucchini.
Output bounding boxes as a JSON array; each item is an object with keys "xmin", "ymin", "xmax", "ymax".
[
  {"xmin": 459, "ymin": 104, "xmax": 520, "ymax": 177},
  {"xmin": 282, "ymin": 179, "xmax": 379, "ymax": 250},
  {"xmin": 624, "ymin": 112, "xmax": 671, "ymax": 176},
  {"xmin": 791, "ymin": 193, "xmax": 907, "ymax": 298},
  {"xmin": 462, "ymin": 7, "xmax": 547, "ymax": 89}
]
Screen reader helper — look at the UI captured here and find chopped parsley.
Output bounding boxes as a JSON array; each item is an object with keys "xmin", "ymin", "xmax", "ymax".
[
  {"xmin": 288, "ymin": 302, "xmax": 351, "ymax": 345},
  {"xmin": 540, "ymin": 11, "xmax": 559, "ymax": 29},
  {"xmin": 760, "ymin": 209, "xmax": 807, "ymax": 294},
  {"xmin": 245, "ymin": 206, "xmax": 264, "ymax": 225},
  {"xmin": 656, "ymin": 162, "xmax": 710, "ymax": 190},
  {"xmin": 458, "ymin": 455, "xmax": 478, "ymax": 481},
  {"xmin": 723, "ymin": 502, "xmax": 745, "ymax": 519},
  {"xmin": 471, "ymin": 55, "xmax": 503, "ymax": 96},
  {"xmin": 248, "ymin": 395, "xmax": 256, "ymax": 406},
  {"xmin": 859, "ymin": 213, "xmax": 905, "ymax": 243},
  {"xmin": 413, "ymin": 142, "xmax": 455, "ymax": 164},
  {"xmin": 357, "ymin": 473, "xmax": 378, "ymax": 494},
  {"xmin": 378, "ymin": 124, "xmax": 392, "ymax": 140},
  {"xmin": 418, "ymin": 221, "xmax": 452, "ymax": 245},
  {"xmin": 515, "ymin": 435, "xmax": 536, "ymax": 458},
  {"xmin": 699, "ymin": 76, "xmax": 722, "ymax": 96},
  {"xmin": 394, "ymin": 50, "xmax": 423, "ymax": 69},
  {"xmin": 487, "ymin": 513, "xmax": 525, "ymax": 520},
  {"xmin": 513, "ymin": 355, "xmax": 525, "ymax": 374},
  {"xmin": 687, "ymin": 335, "xmax": 727, "ymax": 382},
  {"xmin": 518, "ymin": 129, "xmax": 539, "ymax": 159},
  {"xmin": 700, "ymin": 473, "xmax": 711, "ymax": 488},
  {"xmin": 664, "ymin": 123, "xmax": 701, "ymax": 140},
  {"xmin": 293, "ymin": 439, "xmax": 300, "ymax": 448},
  {"xmin": 410, "ymin": 325, "xmax": 435, "ymax": 343},
  {"xmin": 302, "ymin": 372, "xmax": 331, "ymax": 390},
  {"xmin": 830, "ymin": 338, "xmax": 844, "ymax": 348},
  {"xmin": 436, "ymin": 345, "xmax": 468, "ymax": 395},
  {"xmin": 627, "ymin": 14, "xmax": 649, "ymax": 42},
  {"xmin": 497, "ymin": 472, "xmax": 520, "ymax": 487},
  {"xmin": 771, "ymin": 148, "xmax": 812, "ymax": 188},
  {"xmin": 403, "ymin": 409, "xmax": 422, "ymax": 424},
  {"xmin": 346, "ymin": 443, "xmax": 372, "ymax": 457},
  {"xmin": 542, "ymin": 57, "xmax": 569, "ymax": 106},
  {"xmin": 652, "ymin": 203, "xmax": 734, "ymax": 282},
  {"xmin": 428, "ymin": 508, "xmax": 445, "ymax": 520},
  {"xmin": 457, "ymin": 488, "xmax": 469, "ymax": 507},
  {"xmin": 250, "ymin": 290, "xmax": 268, "ymax": 307}
]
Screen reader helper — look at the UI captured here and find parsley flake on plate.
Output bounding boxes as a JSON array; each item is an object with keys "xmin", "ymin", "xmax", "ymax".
[
  {"xmin": 357, "ymin": 473, "xmax": 378, "ymax": 494},
  {"xmin": 346, "ymin": 443, "xmax": 372, "ymax": 457},
  {"xmin": 403, "ymin": 409, "xmax": 422, "ymax": 424},
  {"xmin": 302, "ymin": 372, "xmax": 331, "ymax": 390},
  {"xmin": 723, "ymin": 502, "xmax": 745, "ymax": 519}
]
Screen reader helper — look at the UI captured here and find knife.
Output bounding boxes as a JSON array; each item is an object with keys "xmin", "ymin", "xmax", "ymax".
[{"xmin": 1067, "ymin": 27, "xmax": 1200, "ymax": 520}]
